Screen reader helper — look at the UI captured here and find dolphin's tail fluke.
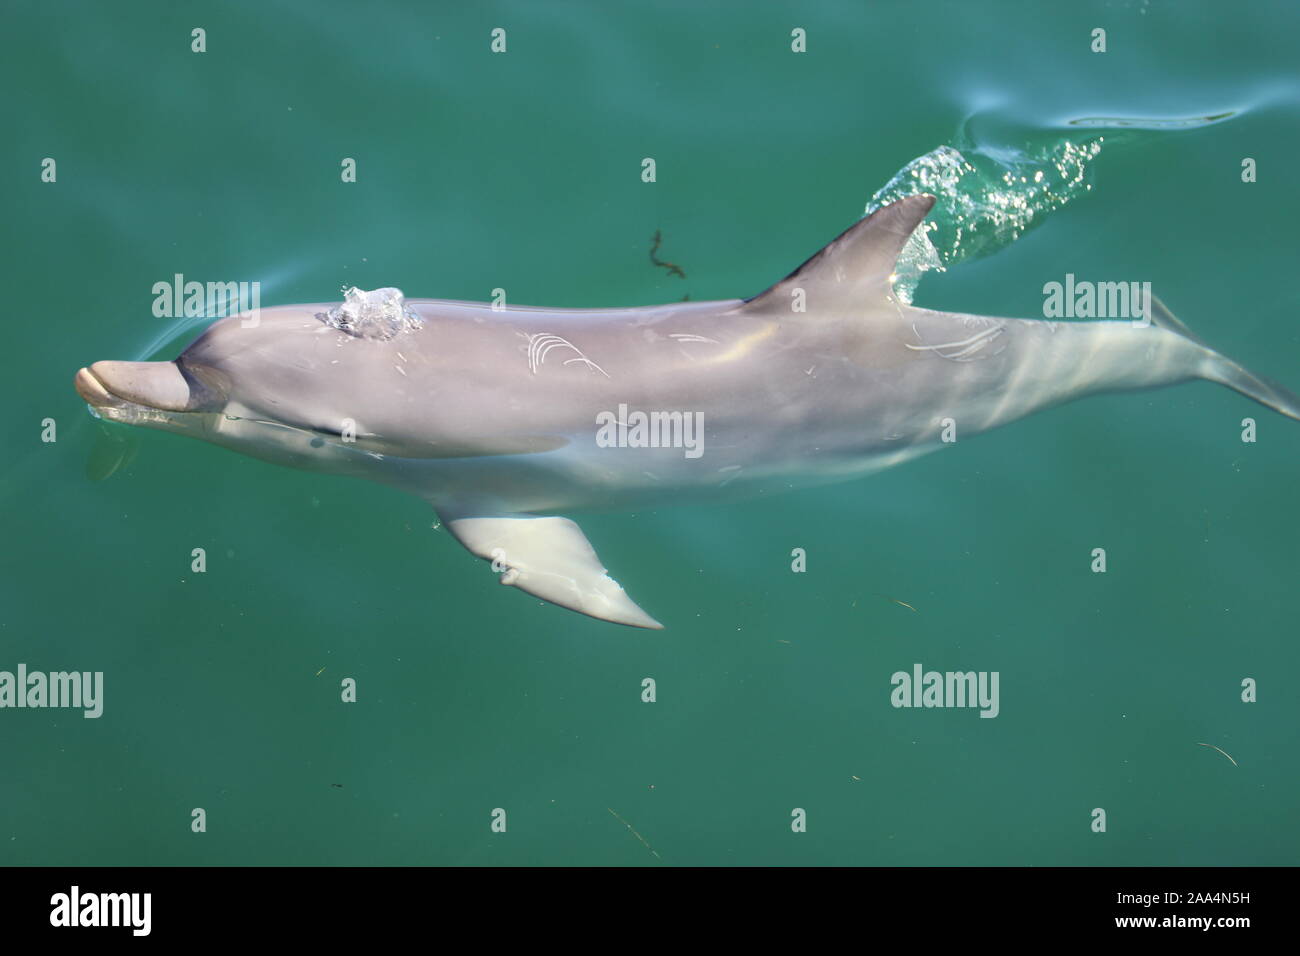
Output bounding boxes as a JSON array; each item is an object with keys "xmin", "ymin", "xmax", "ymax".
[
  {"xmin": 1204, "ymin": 356, "xmax": 1300, "ymax": 421},
  {"xmin": 1151, "ymin": 296, "xmax": 1300, "ymax": 421}
]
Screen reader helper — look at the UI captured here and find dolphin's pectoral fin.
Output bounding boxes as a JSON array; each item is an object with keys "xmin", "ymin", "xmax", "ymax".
[
  {"xmin": 438, "ymin": 513, "xmax": 664, "ymax": 629},
  {"xmin": 85, "ymin": 421, "xmax": 141, "ymax": 481}
]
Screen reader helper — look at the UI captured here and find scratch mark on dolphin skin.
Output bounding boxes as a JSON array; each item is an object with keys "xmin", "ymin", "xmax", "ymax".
[
  {"xmin": 905, "ymin": 321, "xmax": 1006, "ymax": 362},
  {"xmin": 525, "ymin": 333, "xmax": 610, "ymax": 378},
  {"xmin": 1197, "ymin": 742, "xmax": 1238, "ymax": 767},
  {"xmin": 607, "ymin": 807, "xmax": 661, "ymax": 860},
  {"xmin": 668, "ymin": 333, "xmax": 720, "ymax": 345}
]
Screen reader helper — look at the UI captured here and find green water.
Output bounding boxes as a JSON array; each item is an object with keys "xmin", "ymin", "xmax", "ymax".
[{"xmin": 3, "ymin": 0, "xmax": 1298, "ymax": 866}]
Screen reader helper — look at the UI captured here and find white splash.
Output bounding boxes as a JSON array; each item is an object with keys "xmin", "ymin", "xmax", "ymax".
[
  {"xmin": 867, "ymin": 136, "xmax": 1104, "ymax": 304},
  {"xmin": 324, "ymin": 287, "xmax": 423, "ymax": 340}
]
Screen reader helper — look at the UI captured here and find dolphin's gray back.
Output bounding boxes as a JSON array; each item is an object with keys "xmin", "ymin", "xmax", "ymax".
[{"xmin": 78, "ymin": 193, "xmax": 1300, "ymax": 628}]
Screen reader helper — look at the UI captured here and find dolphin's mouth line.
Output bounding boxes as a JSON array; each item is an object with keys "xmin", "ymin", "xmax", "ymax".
[
  {"xmin": 223, "ymin": 413, "xmax": 344, "ymax": 443},
  {"xmin": 75, "ymin": 365, "xmax": 356, "ymax": 445}
]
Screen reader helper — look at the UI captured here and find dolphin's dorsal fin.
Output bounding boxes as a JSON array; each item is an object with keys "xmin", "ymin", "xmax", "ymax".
[{"xmin": 744, "ymin": 194, "xmax": 936, "ymax": 312}]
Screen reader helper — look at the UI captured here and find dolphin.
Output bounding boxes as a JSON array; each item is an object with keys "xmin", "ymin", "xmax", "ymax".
[{"xmin": 74, "ymin": 195, "xmax": 1300, "ymax": 628}]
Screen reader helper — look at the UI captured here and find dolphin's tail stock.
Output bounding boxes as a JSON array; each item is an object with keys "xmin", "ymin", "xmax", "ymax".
[{"xmin": 1150, "ymin": 296, "xmax": 1300, "ymax": 421}]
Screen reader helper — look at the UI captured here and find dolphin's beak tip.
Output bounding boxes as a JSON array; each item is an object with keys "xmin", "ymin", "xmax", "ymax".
[{"xmin": 74, "ymin": 365, "xmax": 111, "ymax": 406}]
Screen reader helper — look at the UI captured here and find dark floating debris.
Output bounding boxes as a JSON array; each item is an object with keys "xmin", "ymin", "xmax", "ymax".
[{"xmin": 649, "ymin": 230, "xmax": 686, "ymax": 279}]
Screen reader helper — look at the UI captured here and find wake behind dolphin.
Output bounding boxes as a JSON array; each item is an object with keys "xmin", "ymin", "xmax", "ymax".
[{"xmin": 74, "ymin": 194, "xmax": 1300, "ymax": 627}]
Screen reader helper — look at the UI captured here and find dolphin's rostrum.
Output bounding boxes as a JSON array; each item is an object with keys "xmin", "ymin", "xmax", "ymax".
[{"xmin": 75, "ymin": 195, "xmax": 1300, "ymax": 628}]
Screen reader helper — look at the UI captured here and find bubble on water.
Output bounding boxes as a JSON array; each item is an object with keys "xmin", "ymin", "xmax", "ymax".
[{"xmin": 323, "ymin": 287, "xmax": 423, "ymax": 340}]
